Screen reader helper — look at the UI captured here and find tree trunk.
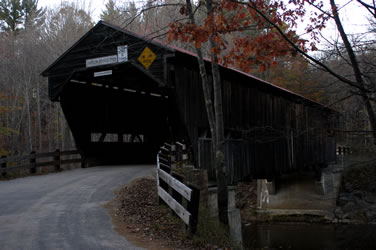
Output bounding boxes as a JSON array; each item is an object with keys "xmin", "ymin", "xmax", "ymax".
[
  {"xmin": 36, "ymin": 80, "xmax": 43, "ymax": 152},
  {"xmin": 207, "ymin": 0, "xmax": 229, "ymax": 225},
  {"xmin": 184, "ymin": 0, "xmax": 216, "ymax": 148},
  {"xmin": 56, "ymin": 103, "xmax": 60, "ymax": 149},
  {"xmin": 330, "ymin": 0, "xmax": 376, "ymax": 145},
  {"xmin": 25, "ymin": 78, "xmax": 33, "ymax": 153},
  {"xmin": 185, "ymin": 0, "xmax": 229, "ymax": 225}
]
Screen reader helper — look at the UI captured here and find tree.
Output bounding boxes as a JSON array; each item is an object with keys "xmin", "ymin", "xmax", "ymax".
[
  {"xmin": 40, "ymin": 3, "xmax": 93, "ymax": 150},
  {"xmin": 41, "ymin": 2, "xmax": 94, "ymax": 57},
  {"xmin": 264, "ymin": 54, "xmax": 329, "ymax": 104},
  {"xmin": 169, "ymin": 0, "xmax": 232, "ymax": 225},
  {"xmin": 0, "ymin": 2, "xmax": 93, "ymax": 156},
  {"xmin": 22, "ymin": 0, "xmax": 45, "ymax": 29},
  {"xmin": 100, "ymin": 0, "xmax": 122, "ymax": 25},
  {"xmin": 0, "ymin": 0, "xmax": 44, "ymax": 32},
  {"xmin": 0, "ymin": 0, "xmax": 23, "ymax": 32}
]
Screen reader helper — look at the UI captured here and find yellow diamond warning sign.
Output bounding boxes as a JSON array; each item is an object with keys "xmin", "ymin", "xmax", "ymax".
[{"xmin": 138, "ymin": 47, "xmax": 156, "ymax": 69}]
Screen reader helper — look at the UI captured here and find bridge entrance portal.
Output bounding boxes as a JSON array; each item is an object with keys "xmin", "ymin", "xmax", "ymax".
[{"xmin": 59, "ymin": 62, "xmax": 177, "ymax": 164}]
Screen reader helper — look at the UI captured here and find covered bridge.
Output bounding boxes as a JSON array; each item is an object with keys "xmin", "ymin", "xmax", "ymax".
[{"xmin": 41, "ymin": 21, "xmax": 337, "ymax": 183}]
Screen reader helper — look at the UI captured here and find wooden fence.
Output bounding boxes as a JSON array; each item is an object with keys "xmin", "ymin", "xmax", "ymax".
[
  {"xmin": 0, "ymin": 150, "xmax": 85, "ymax": 177},
  {"xmin": 336, "ymin": 147, "xmax": 352, "ymax": 155},
  {"xmin": 156, "ymin": 143, "xmax": 200, "ymax": 234}
]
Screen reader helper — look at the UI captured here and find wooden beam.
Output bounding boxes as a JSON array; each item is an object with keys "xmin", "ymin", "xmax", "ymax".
[
  {"xmin": 29, "ymin": 151, "xmax": 37, "ymax": 174},
  {"xmin": 1, "ymin": 156, "xmax": 6, "ymax": 177},
  {"xmin": 99, "ymin": 133, "xmax": 107, "ymax": 143},
  {"xmin": 158, "ymin": 186, "xmax": 191, "ymax": 225},
  {"xmin": 159, "ymin": 162, "xmax": 171, "ymax": 169},
  {"xmin": 158, "ymin": 169, "xmax": 192, "ymax": 201}
]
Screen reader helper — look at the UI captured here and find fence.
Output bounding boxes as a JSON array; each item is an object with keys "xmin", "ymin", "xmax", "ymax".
[
  {"xmin": 336, "ymin": 146, "xmax": 352, "ymax": 155},
  {"xmin": 156, "ymin": 143, "xmax": 200, "ymax": 234},
  {"xmin": 0, "ymin": 150, "xmax": 85, "ymax": 177}
]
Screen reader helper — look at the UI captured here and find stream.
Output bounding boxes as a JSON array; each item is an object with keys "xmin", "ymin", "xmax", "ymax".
[{"xmin": 242, "ymin": 223, "xmax": 376, "ymax": 249}]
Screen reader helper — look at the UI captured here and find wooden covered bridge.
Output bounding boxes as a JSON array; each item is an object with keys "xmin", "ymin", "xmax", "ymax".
[{"xmin": 42, "ymin": 21, "xmax": 337, "ymax": 183}]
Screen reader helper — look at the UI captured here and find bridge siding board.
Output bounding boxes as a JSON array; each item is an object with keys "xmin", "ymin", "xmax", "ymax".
[
  {"xmin": 172, "ymin": 57, "xmax": 336, "ymax": 181},
  {"xmin": 42, "ymin": 21, "xmax": 337, "ymax": 182}
]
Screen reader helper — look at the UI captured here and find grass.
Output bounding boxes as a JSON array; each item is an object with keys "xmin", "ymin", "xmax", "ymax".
[{"xmin": 190, "ymin": 207, "xmax": 240, "ymax": 249}]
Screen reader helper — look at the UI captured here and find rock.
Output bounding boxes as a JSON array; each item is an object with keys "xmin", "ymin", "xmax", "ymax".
[
  {"xmin": 366, "ymin": 210, "xmax": 376, "ymax": 221},
  {"xmin": 332, "ymin": 218, "xmax": 339, "ymax": 223},
  {"xmin": 368, "ymin": 204, "xmax": 376, "ymax": 210},
  {"xmin": 351, "ymin": 190, "xmax": 365, "ymax": 199},
  {"xmin": 364, "ymin": 194, "xmax": 376, "ymax": 204},
  {"xmin": 339, "ymin": 193, "xmax": 351, "ymax": 201},
  {"xmin": 343, "ymin": 201, "xmax": 357, "ymax": 213},
  {"xmin": 354, "ymin": 197, "xmax": 370, "ymax": 208},
  {"xmin": 325, "ymin": 214, "xmax": 335, "ymax": 221},
  {"xmin": 342, "ymin": 213, "xmax": 351, "ymax": 219},
  {"xmin": 341, "ymin": 219, "xmax": 351, "ymax": 224},
  {"xmin": 343, "ymin": 209, "xmax": 367, "ymax": 222},
  {"xmin": 334, "ymin": 207, "xmax": 344, "ymax": 218},
  {"xmin": 344, "ymin": 182, "xmax": 353, "ymax": 191}
]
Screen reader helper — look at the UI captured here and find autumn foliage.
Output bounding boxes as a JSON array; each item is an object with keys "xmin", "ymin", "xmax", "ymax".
[{"xmin": 168, "ymin": 0, "xmax": 329, "ymax": 73}]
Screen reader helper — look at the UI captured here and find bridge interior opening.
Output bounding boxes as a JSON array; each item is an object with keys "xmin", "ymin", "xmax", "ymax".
[{"xmin": 58, "ymin": 63, "xmax": 179, "ymax": 165}]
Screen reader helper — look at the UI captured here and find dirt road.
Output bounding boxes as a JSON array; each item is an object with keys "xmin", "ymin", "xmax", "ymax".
[{"xmin": 0, "ymin": 165, "xmax": 154, "ymax": 250}]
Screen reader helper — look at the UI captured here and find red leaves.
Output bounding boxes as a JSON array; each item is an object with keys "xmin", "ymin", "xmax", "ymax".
[
  {"xmin": 167, "ymin": 0, "xmax": 328, "ymax": 73},
  {"xmin": 258, "ymin": 64, "xmax": 266, "ymax": 73}
]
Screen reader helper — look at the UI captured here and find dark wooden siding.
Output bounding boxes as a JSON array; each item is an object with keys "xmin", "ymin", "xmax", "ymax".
[{"xmin": 171, "ymin": 55, "xmax": 336, "ymax": 182}]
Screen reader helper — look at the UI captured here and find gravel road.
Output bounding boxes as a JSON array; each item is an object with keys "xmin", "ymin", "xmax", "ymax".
[{"xmin": 0, "ymin": 165, "xmax": 154, "ymax": 250}]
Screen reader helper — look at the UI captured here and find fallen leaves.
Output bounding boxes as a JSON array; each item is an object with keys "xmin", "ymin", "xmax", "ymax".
[{"xmin": 115, "ymin": 177, "xmax": 190, "ymax": 248}]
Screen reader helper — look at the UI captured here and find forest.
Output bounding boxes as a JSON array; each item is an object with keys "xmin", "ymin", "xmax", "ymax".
[{"xmin": 0, "ymin": 0, "xmax": 375, "ymax": 157}]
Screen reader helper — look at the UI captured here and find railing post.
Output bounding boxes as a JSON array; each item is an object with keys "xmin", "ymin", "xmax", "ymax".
[
  {"xmin": 80, "ymin": 151, "xmax": 87, "ymax": 168},
  {"xmin": 158, "ymin": 161, "xmax": 168, "ymax": 206},
  {"xmin": 170, "ymin": 144, "xmax": 176, "ymax": 167},
  {"xmin": 30, "ymin": 151, "xmax": 36, "ymax": 174},
  {"xmin": 54, "ymin": 149, "xmax": 61, "ymax": 171},
  {"xmin": 1, "ymin": 156, "xmax": 7, "ymax": 177},
  {"xmin": 188, "ymin": 185, "xmax": 200, "ymax": 234},
  {"xmin": 175, "ymin": 142, "xmax": 188, "ymax": 167}
]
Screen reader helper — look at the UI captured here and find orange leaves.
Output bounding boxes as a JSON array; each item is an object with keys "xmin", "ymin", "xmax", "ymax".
[
  {"xmin": 167, "ymin": 0, "xmax": 327, "ymax": 73},
  {"xmin": 168, "ymin": 22, "xmax": 209, "ymax": 49},
  {"xmin": 258, "ymin": 64, "xmax": 266, "ymax": 73}
]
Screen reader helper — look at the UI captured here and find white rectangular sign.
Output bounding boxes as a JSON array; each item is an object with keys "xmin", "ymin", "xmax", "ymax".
[
  {"xmin": 94, "ymin": 70, "xmax": 112, "ymax": 77},
  {"xmin": 86, "ymin": 55, "xmax": 118, "ymax": 68},
  {"xmin": 117, "ymin": 45, "xmax": 128, "ymax": 62}
]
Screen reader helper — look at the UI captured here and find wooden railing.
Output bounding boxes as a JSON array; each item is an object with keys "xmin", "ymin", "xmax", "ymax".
[
  {"xmin": 156, "ymin": 143, "xmax": 200, "ymax": 234},
  {"xmin": 337, "ymin": 146, "xmax": 352, "ymax": 155},
  {"xmin": 0, "ymin": 150, "xmax": 85, "ymax": 177}
]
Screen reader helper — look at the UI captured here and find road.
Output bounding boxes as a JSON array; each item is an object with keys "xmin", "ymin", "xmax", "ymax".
[{"xmin": 0, "ymin": 165, "xmax": 154, "ymax": 250}]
